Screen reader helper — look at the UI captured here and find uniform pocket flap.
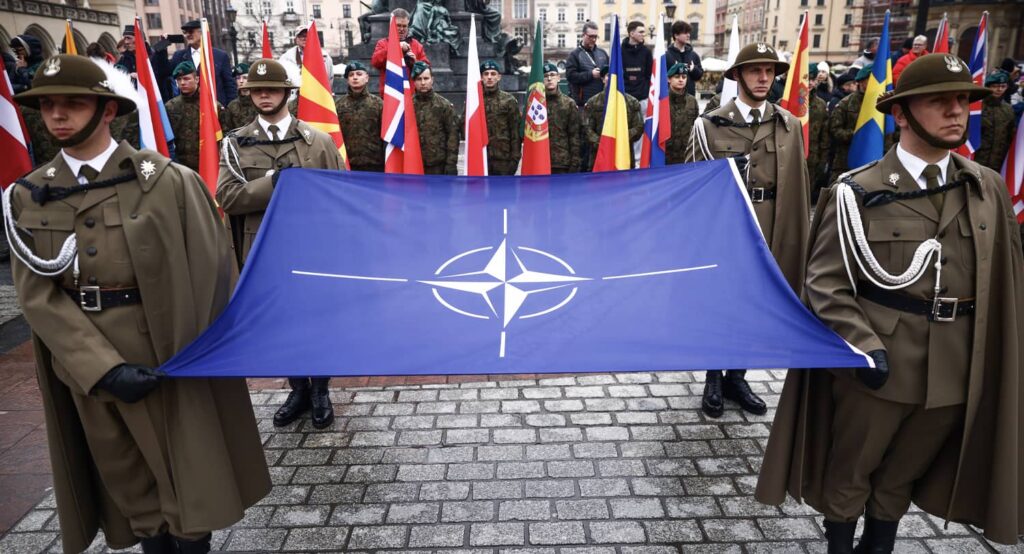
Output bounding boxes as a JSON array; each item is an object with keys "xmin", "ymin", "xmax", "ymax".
[
  {"xmin": 867, "ymin": 219, "xmax": 929, "ymax": 242},
  {"xmin": 103, "ymin": 203, "xmax": 123, "ymax": 226},
  {"xmin": 247, "ymin": 156, "xmax": 275, "ymax": 170},
  {"xmin": 957, "ymin": 216, "xmax": 973, "ymax": 237},
  {"xmin": 712, "ymin": 139, "xmax": 745, "ymax": 153},
  {"xmin": 17, "ymin": 208, "xmax": 75, "ymax": 231}
]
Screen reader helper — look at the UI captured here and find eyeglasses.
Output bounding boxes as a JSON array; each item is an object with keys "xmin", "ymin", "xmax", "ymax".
[{"xmin": 584, "ymin": 34, "xmax": 598, "ymax": 39}]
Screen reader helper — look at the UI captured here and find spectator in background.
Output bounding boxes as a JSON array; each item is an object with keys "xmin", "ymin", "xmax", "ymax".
[
  {"xmin": 85, "ymin": 42, "xmax": 116, "ymax": 64},
  {"xmin": 622, "ymin": 21, "xmax": 652, "ymax": 103},
  {"xmin": 169, "ymin": 20, "xmax": 237, "ymax": 103},
  {"xmin": 892, "ymin": 38, "xmax": 912, "ymax": 70},
  {"xmin": 371, "ymin": 8, "xmax": 429, "ymax": 95},
  {"xmin": 9, "ymin": 34, "xmax": 43, "ymax": 93},
  {"xmin": 851, "ymin": 37, "xmax": 877, "ymax": 70},
  {"xmin": 565, "ymin": 21, "xmax": 609, "ymax": 107},
  {"xmin": 999, "ymin": 58, "xmax": 1020, "ymax": 103},
  {"xmin": 893, "ymin": 35, "xmax": 928, "ymax": 84},
  {"xmin": 280, "ymin": 25, "xmax": 335, "ymax": 95},
  {"xmin": 665, "ymin": 20, "xmax": 704, "ymax": 97},
  {"xmin": 811, "ymin": 62, "xmax": 832, "ymax": 103},
  {"xmin": 828, "ymin": 72, "xmax": 855, "ymax": 111}
]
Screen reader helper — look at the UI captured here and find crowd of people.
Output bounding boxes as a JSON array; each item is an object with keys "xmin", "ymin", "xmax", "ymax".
[{"xmin": 2, "ymin": 11, "xmax": 1024, "ymax": 554}]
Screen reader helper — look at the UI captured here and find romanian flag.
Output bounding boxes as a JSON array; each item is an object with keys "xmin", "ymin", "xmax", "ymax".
[
  {"xmin": 848, "ymin": 10, "xmax": 892, "ymax": 168},
  {"xmin": 592, "ymin": 16, "xmax": 631, "ymax": 172},
  {"xmin": 133, "ymin": 17, "xmax": 173, "ymax": 156},
  {"xmin": 197, "ymin": 18, "xmax": 223, "ymax": 195},
  {"xmin": 262, "ymin": 19, "xmax": 272, "ymax": 58},
  {"xmin": 1001, "ymin": 110, "xmax": 1024, "ymax": 223},
  {"xmin": 297, "ymin": 21, "xmax": 348, "ymax": 169},
  {"xmin": 464, "ymin": 15, "xmax": 488, "ymax": 176},
  {"xmin": 63, "ymin": 20, "xmax": 77, "ymax": 55},
  {"xmin": 520, "ymin": 20, "xmax": 550, "ymax": 175},
  {"xmin": 780, "ymin": 11, "xmax": 809, "ymax": 157}
]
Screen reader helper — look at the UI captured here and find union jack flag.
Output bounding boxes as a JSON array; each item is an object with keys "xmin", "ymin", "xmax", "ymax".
[{"xmin": 964, "ymin": 12, "xmax": 987, "ymax": 156}]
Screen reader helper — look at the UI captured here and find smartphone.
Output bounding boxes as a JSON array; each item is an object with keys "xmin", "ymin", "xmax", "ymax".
[{"xmin": 168, "ymin": 34, "xmax": 186, "ymax": 44}]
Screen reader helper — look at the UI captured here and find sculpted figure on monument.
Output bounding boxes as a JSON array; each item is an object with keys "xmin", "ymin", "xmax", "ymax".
[{"xmin": 410, "ymin": 0, "xmax": 463, "ymax": 53}]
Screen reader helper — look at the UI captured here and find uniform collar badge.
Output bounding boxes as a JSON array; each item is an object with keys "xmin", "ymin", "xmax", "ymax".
[
  {"xmin": 253, "ymin": 129, "xmax": 259, "ymax": 135},
  {"xmin": 302, "ymin": 129, "xmax": 311, "ymax": 139},
  {"xmin": 45, "ymin": 167, "xmax": 56, "ymax": 178},
  {"xmin": 945, "ymin": 55, "xmax": 963, "ymax": 73},
  {"xmin": 256, "ymin": 63, "xmax": 267, "ymax": 75},
  {"xmin": 140, "ymin": 160, "xmax": 156, "ymax": 181},
  {"xmin": 42, "ymin": 58, "xmax": 60, "ymax": 76},
  {"xmin": 728, "ymin": 111, "xmax": 735, "ymax": 119},
  {"xmin": 888, "ymin": 172, "xmax": 900, "ymax": 185}
]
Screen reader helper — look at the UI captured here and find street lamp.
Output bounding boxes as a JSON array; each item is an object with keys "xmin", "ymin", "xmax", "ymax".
[
  {"xmin": 664, "ymin": 2, "xmax": 676, "ymax": 43},
  {"xmin": 225, "ymin": 4, "xmax": 239, "ymax": 65}
]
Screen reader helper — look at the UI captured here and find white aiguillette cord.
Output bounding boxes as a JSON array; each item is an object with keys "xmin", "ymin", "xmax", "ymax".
[{"xmin": 2, "ymin": 183, "xmax": 79, "ymax": 277}]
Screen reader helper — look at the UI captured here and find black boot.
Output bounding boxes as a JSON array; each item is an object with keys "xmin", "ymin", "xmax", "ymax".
[
  {"xmin": 273, "ymin": 378, "xmax": 311, "ymax": 427},
  {"xmin": 139, "ymin": 533, "xmax": 175, "ymax": 554},
  {"xmin": 173, "ymin": 533, "xmax": 212, "ymax": 554},
  {"xmin": 722, "ymin": 370, "xmax": 768, "ymax": 415},
  {"xmin": 824, "ymin": 520, "xmax": 857, "ymax": 554},
  {"xmin": 309, "ymin": 377, "xmax": 334, "ymax": 429},
  {"xmin": 853, "ymin": 517, "xmax": 899, "ymax": 554},
  {"xmin": 702, "ymin": 370, "xmax": 724, "ymax": 418}
]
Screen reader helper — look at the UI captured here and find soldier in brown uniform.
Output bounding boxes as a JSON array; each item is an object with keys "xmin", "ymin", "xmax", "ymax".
[
  {"xmin": 480, "ymin": 60, "xmax": 522, "ymax": 175},
  {"xmin": 217, "ymin": 59, "xmax": 344, "ymax": 429},
  {"xmin": 411, "ymin": 62, "xmax": 459, "ymax": 175},
  {"xmin": 543, "ymin": 62, "xmax": 582, "ymax": 174},
  {"xmin": 334, "ymin": 61, "xmax": 385, "ymax": 172},
  {"xmin": 974, "ymin": 70, "xmax": 1017, "ymax": 172},
  {"xmin": 685, "ymin": 42, "xmax": 810, "ymax": 419},
  {"xmin": 756, "ymin": 53, "xmax": 1024, "ymax": 551},
  {"xmin": 664, "ymin": 62, "xmax": 699, "ymax": 165},
  {"xmin": 4, "ymin": 54, "xmax": 269, "ymax": 554}
]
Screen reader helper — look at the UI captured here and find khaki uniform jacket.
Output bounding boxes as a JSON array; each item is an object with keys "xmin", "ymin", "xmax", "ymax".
[
  {"xmin": 756, "ymin": 150, "xmax": 1024, "ymax": 544},
  {"xmin": 217, "ymin": 118, "xmax": 345, "ymax": 262},
  {"xmin": 8, "ymin": 142, "xmax": 270, "ymax": 552},
  {"xmin": 684, "ymin": 99, "xmax": 810, "ymax": 293}
]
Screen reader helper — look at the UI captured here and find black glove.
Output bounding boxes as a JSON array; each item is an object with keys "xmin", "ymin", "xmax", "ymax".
[
  {"xmin": 271, "ymin": 163, "xmax": 293, "ymax": 187},
  {"xmin": 858, "ymin": 350, "xmax": 890, "ymax": 390},
  {"xmin": 732, "ymin": 154, "xmax": 749, "ymax": 174},
  {"xmin": 93, "ymin": 364, "xmax": 165, "ymax": 403}
]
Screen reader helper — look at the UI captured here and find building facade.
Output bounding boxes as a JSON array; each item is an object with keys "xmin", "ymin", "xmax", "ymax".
[
  {"xmin": 1, "ymin": 0, "xmax": 131, "ymax": 58},
  {"xmin": 763, "ymin": 0, "xmax": 861, "ymax": 63}
]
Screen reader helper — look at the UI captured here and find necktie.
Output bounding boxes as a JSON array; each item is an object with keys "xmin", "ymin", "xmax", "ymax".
[
  {"xmin": 922, "ymin": 164, "xmax": 944, "ymax": 213},
  {"xmin": 268, "ymin": 124, "xmax": 280, "ymax": 141},
  {"xmin": 79, "ymin": 165, "xmax": 99, "ymax": 183},
  {"xmin": 749, "ymin": 109, "xmax": 760, "ymax": 135}
]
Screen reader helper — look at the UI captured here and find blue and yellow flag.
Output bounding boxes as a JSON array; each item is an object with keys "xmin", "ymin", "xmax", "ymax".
[
  {"xmin": 849, "ymin": 10, "xmax": 893, "ymax": 168},
  {"xmin": 593, "ymin": 16, "xmax": 631, "ymax": 172}
]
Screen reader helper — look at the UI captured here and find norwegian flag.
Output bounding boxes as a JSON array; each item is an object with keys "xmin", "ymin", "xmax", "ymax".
[
  {"xmin": 964, "ymin": 12, "xmax": 988, "ymax": 157},
  {"xmin": 381, "ymin": 15, "xmax": 423, "ymax": 174},
  {"xmin": 1001, "ymin": 110, "xmax": 1024, "ymax": 223},
  {"xmin": 0, "ymin": 70, "xmax": 31, "ymax": 190},
  {"xmin": 640, "ymin": 14, "xmax": 670, "ymax": 168}
]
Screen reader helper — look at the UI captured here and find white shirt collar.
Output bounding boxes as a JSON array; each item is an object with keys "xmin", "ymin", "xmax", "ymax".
[
  {"xmin": 896, "ymin": 143, "xmax": 950, "ymax": 190},
  {"xmin": 734, "ymin": 97, "xmax": 766, "ymax": 123},
  {"xmin": 62, "ymin": 139, "xmax": 119, "ymax": 182},
  {"xmin": 190, "ymin": 48, "xmax": 201, "ymax": 67},
  {"xmin": 258, "ymin": 113, "xmax": 293, "ymax": 140}
]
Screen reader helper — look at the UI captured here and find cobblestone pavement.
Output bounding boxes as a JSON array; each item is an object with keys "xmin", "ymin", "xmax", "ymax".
[{"xmin": 2, "ymin": 370, "xmax": 1020, "ymax": 553}]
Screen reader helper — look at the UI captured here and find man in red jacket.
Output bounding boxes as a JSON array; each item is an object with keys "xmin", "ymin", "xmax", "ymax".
[
  {"xmin": 893, "ymin": 35, "xmax": 928, "ymax": 84},
  {"xmin": 371, "ymin": 8, "xmax": 429, "ymax": 94}
]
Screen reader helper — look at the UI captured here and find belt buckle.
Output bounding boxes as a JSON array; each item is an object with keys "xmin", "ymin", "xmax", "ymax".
[
  {"xmin": 750, "ymin": 187, "xmax": 765, "ymax": 203},
  {"xmin": 79, "ymin": 286, "xmax": 102, "ymax": 312},
  {"xmin": 930, "ymin": 296, "xmax": 958, "ymax": 322}
]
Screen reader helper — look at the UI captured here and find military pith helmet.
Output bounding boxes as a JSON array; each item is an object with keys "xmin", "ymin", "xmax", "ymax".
[
  {"xmin": 14, "ymin": 54, "xmax": 136, "ymax": 116},
  {"xmin": 241, "ymin": 58, "xmax": 296, "ymax": 89},
  {"xmin": 876, "ymin": 53, "xmax": 991, "ymax": 114},
  {"xmin": 725, "ymin": 42, "xmax": 789, "ymax": 79}
]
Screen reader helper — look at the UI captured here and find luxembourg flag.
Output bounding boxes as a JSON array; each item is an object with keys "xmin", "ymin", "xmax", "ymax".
[
  {"xmin": 464, "ymin": 15, "xmax": 488, "ymax": 176},
  {"xmin": 133, "ymin": 17, "xmax": 172, "ymax": 157},
  {"xmin": 639, "ymin": 14, "xmax": 669, "ymax": 169},
  {"xmin": 1002, "ymin": 110, "xmax": 1024, "ymax": 223},
  {"xmin": 592, "ymin": 15, "xmax": 631, "ymax": 172},
  {"xmin": 381, "ymin": 15, "xmax": 423, "ymax": 174},
  {"xmin": 964, "ymin": 11, "xmax": 987, "ymax": 157}
]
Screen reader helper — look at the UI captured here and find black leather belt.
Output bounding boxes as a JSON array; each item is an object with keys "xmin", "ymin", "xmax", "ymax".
[
  {"xmin": 748, "ymin": 187, "xmax": 776, "ymax": 203},
  {"xmin": 64, "ymin": 287, "xmax": 142, "ymax": 312},
  {"xmin": 857, "ymin": 281, "xmax": 974, "ymax": 322}
]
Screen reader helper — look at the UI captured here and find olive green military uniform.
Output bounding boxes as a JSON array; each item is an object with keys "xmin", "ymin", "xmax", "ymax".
[
  {"xmin": 546, "ymin": 88, "xmax": 582, "ymax": 173},
  {"xmin": 165, "ymin": 92, "xmax": 225, "ymax": 172},
  {"xmin": 703, "ymin": 93, "xmax": 720, "ymax": 115},
  {"xmin": 757, "ymin": 53, "xmax": 1024, "ymax": 548},
  {"xmin": 582, "ymin": 90, "xmax": 643, "ymax": 170},
  {"xmin": 482, "ymin": 86, "xmax": 522, "ymax": 175},
  {"xmin": 413, "ymin": 90, "xmax": 460, "ymax": 175},
  {"xmin": 665, "ymin": 89, "xmax": 699, "ymax": 165},
  {"xmin": 807, "ymin": 93, "xmax": 829, "ymax": 192},
  {"xmin": 7, "ymin": 55, "xmax": 269, "ymax": 553},
  {"xmin": 828, "ymin": 89, "xmax": 863, "ymax": 183},
  {"xmin": 223, "ymin": 94, "xmax": 259, "ymax": 133},
  {"xmin": 974, "ymin": 94, "xmax": 1016, "ymax": 172},
  {"xmin": 335, "ymin": 88, "xmax": 385, "ymax": 172}
]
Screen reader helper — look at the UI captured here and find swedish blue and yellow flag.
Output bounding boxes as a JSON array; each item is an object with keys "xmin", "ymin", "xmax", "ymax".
[{"xmin": 849, "ymin": 10, "xmax": 894, "ymax": 168}]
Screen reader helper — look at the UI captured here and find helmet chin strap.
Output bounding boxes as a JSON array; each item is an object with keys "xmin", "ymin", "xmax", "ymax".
[
  {"xmin": 256, "ymin": 95, "xmax": 291, "ymax": 119},
  {"xmin": 901, "ymin": 100, "xmax": 968, "ymax": 149},
  {"xmin": 51, "ymin": 100, "xmax": 109, "ymax": 148},
  {"xmin": 735, "ymin": 71, "xmax": 769, "ymax": 104}
]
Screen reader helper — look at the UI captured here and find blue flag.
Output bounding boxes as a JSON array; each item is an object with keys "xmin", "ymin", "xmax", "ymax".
[
  {"xmin": 161, "ymin": 161, "xmax": 870, "ymax": 377},
  {"xmin": 848, "ymin": 10, "xmax": 894, "ymax": 168}
]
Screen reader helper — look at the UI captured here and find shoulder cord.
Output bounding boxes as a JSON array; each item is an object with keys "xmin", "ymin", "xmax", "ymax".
[
  {"xmin": 689, "ymin": 117, "xmax": 713, "ymax": 161},
  {"xmin": 2, "ymin": 184, "xmax": 78, "ymax": 277},
  {"xmin": 220, "ymin": 137, "xmax": 247, "ymax": 182}
]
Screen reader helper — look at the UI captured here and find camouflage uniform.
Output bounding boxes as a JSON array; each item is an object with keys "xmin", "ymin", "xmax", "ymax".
[
  {"xmin": 582, "ymin": 90, "xmax": 643, "ymax": 170},
  {"xmin": 703, "ymin": 93, "xmax": 721, "ymax": 115},
  {"xmin": 165, "ymin": 92, "xmax": 225, "ymax": 172},
  {"xmin": 413, "ymin": 90, "xmax": 460, "ymax": 175},
  {"xmin": 224, "ymin": 95, "xmax": 259, "ymax": 133},
  {"xmin": 482, "ymin": 87, "xmax": 522, "ymax": 175},
  {"xmin": 335, "ymin": 88, "xmax": 385, "ymax": 172},
  {"xmin": 827, "ymin": 89, "xmax": 863, "ymax": 183},
  {"xmin": 974, "ymin": 95, "xmax": 1016, "ymax": 172},
  {"xmin": 807, "ymin": 93, "xmax": 829, "ymax": 193},
  {"xmin": 545, "ymin": 89, "xmax": 582, "ymax": 173},
  {"xmin": 665, "ymin": 89, "xmax": 699, "ymax": 165}
]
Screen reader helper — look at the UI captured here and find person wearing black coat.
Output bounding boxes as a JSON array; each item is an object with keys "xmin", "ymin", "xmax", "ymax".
[
  {"xmin": 664, "ymin": 21, "xmax": 703, "ymax": 97},
  {"xmin": 117, "ymin": 26, "xmax": 175, "ymax": 101},
  {"xmin": 167, "ymin": 20, "xmax": 237, "ymax": 103},
  {"xmin": 8, "ymin": 35, "xmax": 43, "ymax": 94},
  {"xmin": 621, "ymin": 21, "xmax": 653, "ymax": 102},
  {"xmin": 564, "ymin": 21, "xmax": 610, "ymax": 108}
]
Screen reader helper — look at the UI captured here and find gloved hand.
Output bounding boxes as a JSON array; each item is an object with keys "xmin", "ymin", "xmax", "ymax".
[
  {"xmin": 93, "ymin": 364, "xmax": 165, "ymax": 403},
  {"xmin": 858, "ymin": 350, "xmax": 890, "ymax": 390},
  {"xmin": 732, "ymin": 154, "xmax": 749, "ymax": 174},
  {"xmin": 271, "ymin": 163, "xmax": 293, "ymax": 187}
]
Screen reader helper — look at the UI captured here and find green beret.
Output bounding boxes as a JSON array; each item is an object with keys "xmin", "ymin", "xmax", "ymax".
[
  {"xmin": 542, "ymin": 62, "xmax": 558, "ymax": 74},
  {"xmin": 599, "ymin": 65, "xmax": 609, "ymax": 78},
  {"xmin": 985, "ymin": 70, "xmax": 1010, "ymax": 86},
  {"xmin": 344, "ymin": 61, "xmax": 369, "ymax": 77},
  {"xmin": 855, "ymin": 64, "xmax": 873, "ymax": 82},
  {"xmin": 411, "ymin": 60, "xmax": 430, "ymax": 78},
  {"xmin": 172, "ymin": 61, "xmax": 196, "ymax": 78},
  {"xmin": 480, "ymin": 60, "xmax": 500, "ymax": 73},
  {"xmin": 809, "ymin": 62, "xmax": 819, "ymax": 76},
  {"xmin": 667, "ymin": 62, "xmax": 688, "ymax": 77},
  {"xmin": 233, "ymin": 63, "xmax": 250, "ymax": 76}
]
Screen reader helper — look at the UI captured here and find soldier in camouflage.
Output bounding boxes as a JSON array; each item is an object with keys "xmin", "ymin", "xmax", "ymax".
[
  {"xmin": 165, "ymin": 61, "xmax": 225, "ymax": 172},
  {"xmin": 827, "ymin": 64, "xmax": 870, "ymax": 183},
  {"xmin": 224, "ymin": 63, "xmax": 257, "ymax": 132},
  {"xmin": 411, "ymin": 62, "xmax": 459, "ymax": 175},
  {"xmin": 807, "ymin": 89, "xmax": 829, "ymax": 199},
  {"xmin": 582, "ymin": 66, "xmax": 643, "ymax": 170},
  {"xmin": 543, "ymin": 62, "xmax": 582, "ymax": 173},
  {"xmin": 664, "ymin": 62, "xmax": 698, "ymax": 165},
  {"xmin": 974, "ymin": 70, "xmax": 1017, "ymax": 172},
  {"xmin": 335, "ymin": 61, "xmax": 385, "ymax": 172},
  {"xmin": 480, "ymin": 60, "xmax": 522, "ymax": 175}
]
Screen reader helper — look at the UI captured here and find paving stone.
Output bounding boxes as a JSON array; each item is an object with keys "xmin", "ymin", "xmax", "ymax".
[
  {"xmin": 428, "ymin": 446, "xmax": 476, "ymax": 463},
  {"xmin": 579, "ymin": 477, "xmax": 631, "ymax": 497},
  {"xmin": 524, "ymin": 479, "xmax": 576, "ymax": 498},
  {"xmin": 387, "ymin": 502, "xmax": 441, "ymax": 523},
  {"xmin": 529, "ymin": 521, "xmax": 586, "ymax": 545},
  {"xmin": 503, "ymin": 400, "xmax": 541, "ymax": 413},
  {"xmin": 590, "ymin": 521, "xmax": 646, "ymax": 543},
  {"xmin": 572, "ymin": 443, "xmax": 619, "ymax": 458},
  {"xmin": 499, "ymin": 500, "xmax": 553, "ymax": 521},
  {"xmin": 308, "ymin": 484, "xmax": 364, "ymax": 504},
  {"xmin": 12, "ymin": 511, "xmax": 54, "ymax": 532},
  {"xmin": 565, "ymin": 386, "xmax": 606, "ymax": 398},
  {"xmin": 330, "ymin": 504, "xmax": 388, "ymax": 525},
  {"xmin": 695, "ymin": 457, "xmax": 750, "ymax": 475},
  {"xmin": 482, "ymin": 414, "xmax": 523, "ymax": 427},
  {"xmin": 616, "ymin": 411, "xmax": 659, "ymax": 424},
  {"xmin": 523, "ymin": 388, "xmax": 562, "ymax": 399},
  {"xmin": 469, "ymin": 523, "xmax": 526, "ymax": 546},
  {"xmin": 682, "ymin": 477, "xmax": 737, "ymax": 496},
  {"xmin": 349, "ymin": 431, "xmax": 397, "ymax": 446},
  {"xmin": 399, "ymin": 430, "xmax": 444, "ymax": 445},
  {"xmin": 718, "ymin": 496, "xmax": 781, "ymax": 517},
  {"xmin": 375, "ymin": 403, "xmax": 416, "ymax": 415},
  {"xmin": 443, "ymin": 501, "xmax": 497, "ymax": 522},
  {"xmin": 646, "ymin": 459, "xmax": 697, "ymax": 476},
  {"xmin": 440, "ymin": 389, "xmax": 479, "ymax": 401},
  {"xmin": 898, "ymin": 514, "xmax": 939, "ymax": 537},
  {"xmin": 446, "ymin": 429, "xmax": 491, "ymax": 444},
  {"xmin": 757, "ymin": 517, "xmax": 821, "ymax": 540},
  {"xmin": 494, "ymin": 429, "xmax": 538, "ymax": 444},
  {"xmin": 290, "ymin": 465, "xmax": 345, "ymax": 484},
  {"xmin": 710, "ymin": 438, "xmax": 763, "ymax": 456},
  {"xmin": 281, "ymin": 527, "xmax": 349, "ymax": 551},
  {"xmin": 744, "ymin": 542, "xmax": 804, "ymax": 554},
  {"xmin": 396, "ymin": 463, "xmax": 446, "ymax": 481},
  {"xmin": 525, "ymin": 414, "xmax": 567, "ymax": 427},
  {"xmin": 585, "ymin": 426, "xmax": 629, "ymax": 441},
  {"xmin": 461, "ymin": 401, "xmax": 502, "ymax": 413},
  {"xmin": 620, "ymin": 441, "xmax": 668, "ymax": 457},
  {"xmin": 479, "ymin": 445, "xmax": 526, "ymax": 462},
  {"xmin": 548, "ymin": 460, "xmax": 595, "ymax": 478},
  {"xmin": 345, "ymin": 464, "xmax": 398, "ymax": 482},
  {"xmin": 631, "ymin": 477, "xmax": 686, "ymax": 496},
  {"xmin": 448, "ymin": 463, "xmax": 495, "ymax": 480},
  {"xmin": 608, "ymin": 385, "xmax": 647, "ymax": 397},
  {"xmin": 408, "ymin": 524, "xmax": 466, "ymax": 547},
  {"xmin": 393, "ymin": 415, "xmax": 436, "ymax": 429},
  {"xmin": 482, "ymin": 388, "xmax": 521, "ymax": 400},
  {"xmin": 0, "ymin": 532, "xmax": 58, "ymax": 553},
  {"xmin": 348, "ymin": 525, "xmax": 409, "ymax": 549},
  {"xmin": 225, "ymin": 528, "xmax": 288, "ymax": 551},
  {"xmin": 383, "ymin": 448, "xmax": 431, "ymax": 464},
  {"xmin": 659, "ymin": 411, "xmax": 701, "ymax": 424},
  {"xmin": 676, "ymin": 425, "xmax": 726, "ymax": 439},
  {"xmin": 620, "ymin": 547, "xmax": 681, "ymax": 554},
  {"xmin": 702, "ymin": 518, "xmax": 764, "ymax": 541},
  {"xmin": 436, "ymin": 414, "xmax": 480, "ymax": 428},
  {"xmin": 417, "ymin": 401, "xmax": 459, "ymax": 414},
  {"xmin": 258, "ymin": 485, "xmax": 310, "ymax": 505},
  {"xmin": 420, "ymin": 482, "xmax": 472, "ymax": 501},
  {"xmin": 474, "ymin": 480, "xmax": 524, "ymax": 499},
  {"xmin": 644, "ymin": 520, "xmax": 705, "ymax": 543},
  {"xmin": 723, "ymin": 423, "xmax": 771, "ymax": 438},
  {"xmin": 609, "ymin": 498, "xmax": 665, "ymax": 519},
  {"xmin": 270, "ymin": 505, "xmax": 330, "ymax": 526},
  {"xmin": 540, "ymin": 428, "xmax": 584, "ymax": 442},
  {"xmin": 353, "ymin": 391, "xmax": 395, "ymax": 403},
  {"xmin": 235, "ymin": 506, "xmax": 275, "ymax": 528},
  {"xmin": 625, "ymin": 398, "xmax": 668, "ymax": 410},
  {"xmin": 664, "ymin": 496, "xmax": 721, "ymax": 517},
  {"xmin": 498, "ymin": 461, "xmax": 547, "ymax": 479},
  {"xmin": 363, "ymin": 483, "xmax": 420, "ymax": 502},
  {"xmin": 665, "ymin": 441, "xmax": 714, "ymax": 457},
  {"xmin": 333, "ymin": 448, "xmax": 386, "ymax": 464},
  {"xmin": 526, "ymin": 444, "xmax": 571, "ymax": 460},
  {"xmin": 544, "ymin": 399, "xmax": 586, "ymax": 412},
  {"xmin": 397, "ymin": 390, "xmax": 438, "ymax": 402},
  {"xmin": 923, "ymin": 538, "xmax": 992, "ymax": 553},
  {"xmin": 555, "ymin": 499, "xmax": 609, "ymax": 520}
]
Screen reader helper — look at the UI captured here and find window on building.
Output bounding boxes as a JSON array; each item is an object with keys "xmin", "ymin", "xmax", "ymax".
[
  {"xmin": 558, "ymin": 33, "xmax": 566, "ymax": 48},
  {"xmin": 146, "ymin": 13, "xmax": 162, "ymax": 29},
  {"xmin": 814, "ymin": 13, "xmax": 822, "ymax": 25},
  {"xmin": 800, "ymin": 0, "xmax": 807, "ymax": 5},
  {"xmin": 779, "ymin": 40, "xmax": 788, "ymax": 51},
  {"xmin": 515, "ymin": 25, "xmax": 528, "ymax": 45},
  {"xmin": 145, "ymin": 0, "xmax": 158, "ymax": 5},
  {"xmin": 343, "ymin": 4, "xmax": 351, "ymax": 17},
  {"xmin": 841, "ymin": 33, "xmax": 850, "ymax": 47},
  {"xmin": 247, "ymin": 30, "xmax": 256, "ymax": 48},
  {"xmin": 345, "ymin": 30, "xmax": 353, "ymax": 47},
  {"xmin": 513, "ymin": 0, "xmax": 527, "ymax": 19},
  {"xmin": 262, "ymin": 1, "xmax": 271, "ymax": 16},
  {"xmin": 773, "ymin": 16, "xmax": 777, "ymax": 27},
  {"xmin": 812, "ymin": 33, "xmax": 821, "ymax": 48},
  {"xmin": 268, "ymin": 31, "xmax": 275, "ymax": 45},
  {"xmin": 816, "ymin": 0, "xmax": 824, "ymax": 5},
  {"xmin": 604, "ymin": 23, "xmax": 610, "ymax": 41},
  {"xmin": 285, "ymin": 0, "xmax": 293, "ymax": 13},
  {"xmin": 558, "ymin": 8, "xmax": 565, "ymax": 21},
  {"xmin": 845, "ymin": 0, "xmax": 852, "ymax": 5},
  {"xmin": 843, "ymin": 13, "xmax": 852, "ymax": 25},
  {"xmin": 312, "ymin": 3, "xmax": 321, "ymax": 18},
  {"xmin": 287, "ymin": 30, "xmax": 295, "ymax": 42},
  {"xmin": 539, "ymin": 8, "xmax": 546, "ymax": 20},
  {"xmin": 243, "ymin": 0, "xmax": 252, "ymax": 14},
  {"xmin": 577, "ymin": 8, "xmax": 584, "ymax": 21}
]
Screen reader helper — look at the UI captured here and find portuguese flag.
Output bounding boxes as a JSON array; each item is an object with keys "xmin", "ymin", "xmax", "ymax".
[{"xmin": 520, "ymin": 20, "xmax": 550, "ymax": 175}]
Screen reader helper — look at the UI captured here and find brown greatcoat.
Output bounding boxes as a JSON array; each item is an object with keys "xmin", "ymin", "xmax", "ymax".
[
  {"xmin": 217, "ymin": 118, "xmax": 344, "ymax": 262},
  {"xmin": 8, "ymin": 142, "xmax": 271, "ymax": 553},
  {"xmin": 755, "ymin": 149, "xmax": 1024, "ymax": 544},
  {"xmin": 684, "ymin": 99, "xmax": 811, "ymax": 292}
]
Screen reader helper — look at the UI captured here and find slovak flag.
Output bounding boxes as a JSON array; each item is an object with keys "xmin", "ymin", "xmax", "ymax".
[
  {"xmin": 1001, "ymin": 110, "xmax": 1024, "ymax": 223},
  {"xmin": 133, "ymin": 17, "xmax": 173, "ymax": 157},
  {"xmin": 640, "ymin": 14, "xmax": 670, "ymax": 169},
  {"xmin": 964, "ymin": 11, "xmax": 988, "ymax": 157},
  {"xmin": 381, "ymin": 15, "xmax": 423, "ymax": 174}
]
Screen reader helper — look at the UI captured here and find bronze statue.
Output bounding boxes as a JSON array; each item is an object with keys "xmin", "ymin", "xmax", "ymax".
[{"xmin": 409, "ymin": 0, "xmax": 462, "ymax": 53}]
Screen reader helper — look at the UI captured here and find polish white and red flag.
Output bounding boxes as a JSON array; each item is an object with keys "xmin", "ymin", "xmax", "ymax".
[
  {"xmin": 0, "ymin": 69, "xmax": 32, "ymax": 190},
  {"xmin": 1001, "ymin": 110, "xmax": 1024, "ymax": 223},
  {"xmin": 464, "ymin": 15, "xmax": 488, "ymax": 176}
]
